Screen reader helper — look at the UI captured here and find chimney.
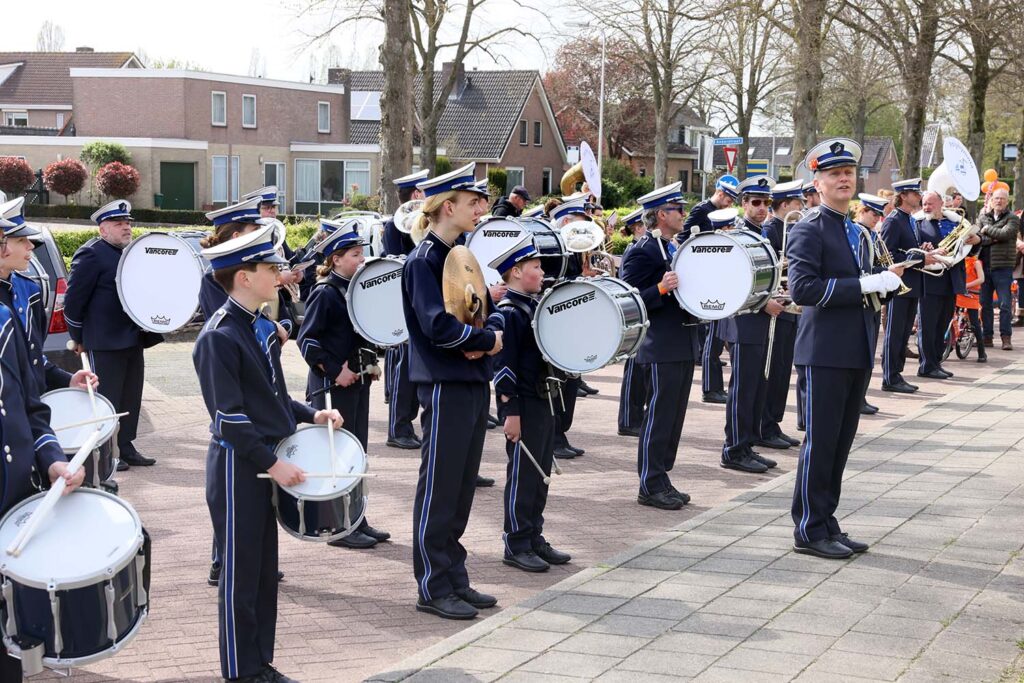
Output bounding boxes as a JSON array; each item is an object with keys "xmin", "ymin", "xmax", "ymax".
[
  {"xmin": 75, "ymin": 46, "xmax": 95, "ymax": 53},
  {"xmin": 441, "ymin": 61, "xmax": 466, "ymax": 100},
  {"xmin": 326, "ymin": 68, "xmax": 353, "ymax": 144}
]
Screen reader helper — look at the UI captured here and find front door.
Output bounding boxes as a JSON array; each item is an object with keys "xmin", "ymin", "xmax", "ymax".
[{"xmin": 160, "ymin": 162, "xmax": 195, "ymax": 210}]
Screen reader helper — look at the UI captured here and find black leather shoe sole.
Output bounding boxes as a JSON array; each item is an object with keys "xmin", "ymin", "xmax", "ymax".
[
  {"xmin": 416, "ymin": 599, "xmax": 478, "ymax": 620},
  {"xmin": 362, "ymin": 525, "xmax": 391, "ymax": 542},
  {"xmin": 702, "ymin": 393, "xmax": 727, "ymax": 404},
  {"xmin": 832, "ymin": 535, "xmax": 869, "ymax": 553},
  {"xmin": 329, "ymin": 532, "xmax": 377, "ymax": 549},
  {"xmin": 503, "ymin": 554, "xmax": 549, "ymax": 572},
  {"xmin": 386, "ymin": 438, "xmax": 420, "ymax": 450},
  {"xmin": 917, "ymin": 371, "xmax": 948, "ymax": 380},
  {"xmin": 617, "ymin": 428, "xmax": 641, "ymax": 437},
  {"xmin": 475, "ymin": 476, "xmax": 495, "ymax": 488},
  {"xmin": 116, "ymin": 460, "xmax": 129, "ymax": 471},
  {"xmin": 455, "ymin": 588, "xmax": 498, "ymax": 608},
  {"xmin": 860, "ymin": 403, "xmax": 879, "ymax": 415},
  {"xmin": 637, "ymin": 494, "xmax": 683, "ymax": 510},
  {"xmin": 779, "ymin": 434, "xmax": 801, "ymax": 447},
  {"xmin": 553, "ymin": 447, "xmax": 578, "ymax": 459},
  {"xmin": 720, "ymin": 458, "xmax": 768, "ymax": 474},
  {"xmin": 534, "ymin": 546, "xmax": 571, "ymax": 565},
  {"xmin": 121, "ymin": 454, "xmax": 155, "ymax": 466},
  {"xmin": 793, "ymin": 541, "xmax": 853, "ymax": 559},
  {"xmin": 755, "ymin": 438, "xmax": 790, "ymax": 450},
  {"xmin": 882, "ymin": 383, "xmax": 915, "ymax": 394}
]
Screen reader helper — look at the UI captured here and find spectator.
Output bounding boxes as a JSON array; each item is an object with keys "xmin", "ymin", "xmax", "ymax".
[
  {"xmin": 956, "ymin": 254, "xmax": 987, "ymax": 362},
  {"xmin": 491, "ymin": 185, "xmax": 530, "ymax": 217},
  {"xmin": 977, "ymin": 188, "xmax": 1021, "ymax": 350}
]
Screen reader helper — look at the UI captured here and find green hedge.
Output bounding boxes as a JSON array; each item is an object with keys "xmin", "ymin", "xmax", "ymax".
[{"xmin": 26, "ymin": 203, "xmax": 310, "ymax": 226}]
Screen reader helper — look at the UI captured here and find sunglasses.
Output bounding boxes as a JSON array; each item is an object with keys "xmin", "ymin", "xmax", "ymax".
[
  {"xmin": 746, "ymin": 199, "xmax": 770, "ymax": 208},
  {"xmin": 660, "ymin": 206, "xmax": 685, "ymax": 214}
]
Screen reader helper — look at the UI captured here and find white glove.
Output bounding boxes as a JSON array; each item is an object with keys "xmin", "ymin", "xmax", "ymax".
[{"xmin": 860, "ymin": 271, "xmax": 903, "ymax": 294}]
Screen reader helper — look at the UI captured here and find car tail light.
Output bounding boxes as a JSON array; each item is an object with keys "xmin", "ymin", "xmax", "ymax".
[{"xmin": 48, "ymin": 277, "xmax": 68, "ymax": 334}]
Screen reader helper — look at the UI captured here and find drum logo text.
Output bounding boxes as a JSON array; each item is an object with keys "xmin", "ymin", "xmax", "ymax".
[
  {"xmin": 144, "ymin": 247, "xmax": 179, "ymax": 255},
  {"xmin": 701, "ymin": 299, "xmax": 727, "ymax": 311},
  {"xmin": 360, "ymin": 270, "xmax": 400, "ymax": 289},
  {"xmin": 393, "ymin": 328, "xmax": 405, "ymax": 337},
  {"xmin": 14, "ymin": 511, "xmax": 31, "ymax": 527},
  {"xmin": 547, "ymin": 291, "xmax": 596, "ymax": 315},
  {"xmin": 150, "ymin": 315, "xmax": 171, "ymax": 326},
  {"xmin": 584, "ymin": 354, "xmax": 598, "ymax": 363},
  {"xmin": 692, "ymin": 245, "xmax": 733, "ymax": 254},
  {"xmin": 482, "ymin": 230, "xmax": 520, "ymax": 238},
  {"xmin": 286, "ymin": 445, "xmax": 298, "ymax": 458}
]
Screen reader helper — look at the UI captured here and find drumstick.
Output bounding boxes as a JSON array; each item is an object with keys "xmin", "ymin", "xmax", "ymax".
[
  {"xmin": 257, "ymin": 472, "xmax": 376, "ymax": 479},
  {"xmin": 651, "ymin": 229, "xmax": 668, "ymax": 262},
  {"xmin": 7, "ymin": 428, "xmax": 102, "ymax": 557},
  {"xmin": 517, "ymin": 440, "xmax": 560, "ymax": 484},
  {"xmin": 79, "ymin": 352, "xmax": 100, "ymax": 421},
  {"xmin": 324, "ymin": 389, "xmax": 339, "ymax": 483},
  {"xmin": 53, "ymin": 412, "xmax": 129, "ymax": 432}
]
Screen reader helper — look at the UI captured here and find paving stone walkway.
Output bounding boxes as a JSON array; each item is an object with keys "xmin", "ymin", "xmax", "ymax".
[{"xmin": 370, "ymin": 360, "xmax": 1024, "ymax": 682}]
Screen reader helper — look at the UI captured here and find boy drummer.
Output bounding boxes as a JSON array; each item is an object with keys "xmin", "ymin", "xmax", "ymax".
[{"xmin": 193, "ymin": 222, "xmax": 341, "ymax": 683}]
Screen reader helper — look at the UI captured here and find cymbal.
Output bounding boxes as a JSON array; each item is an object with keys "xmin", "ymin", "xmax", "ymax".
[{"xmin": 442, "ymin": 245, "xmax": 488, "ymax": 327}]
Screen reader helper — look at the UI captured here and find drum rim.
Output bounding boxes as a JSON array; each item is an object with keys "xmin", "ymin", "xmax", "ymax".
[
  {"xmin": 41, "ymin": 388, "xmax": 119, "ymax": 454},
  {"xmin": 273, "ymin": 424, "xmax": 368, "ymax": 501},
  {"xmin": 24, "ymin": 605, "xmax": 150, "ymax": 669},
  {"xmin": 467, "ymin": 217, "xmax": 569, "ymax": 282},
  {"xmin": 115, "ymin": 231, "xmax": 205, "ymax": 334},
  {"xmin": 0, "ymin": 488, "xmax": 144, "ymax": 591},
  {"xmin": 345, "ymin": 256, "xmax": 408, "ymax": 347},
  {"xmin": 274, "ymin": 494, "xmax": 367, "ymax": 543}
]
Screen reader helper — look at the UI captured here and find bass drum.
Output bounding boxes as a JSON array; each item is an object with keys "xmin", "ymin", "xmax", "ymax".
[
  {"xmin": 346, "ymin": 256, "xmax": 407, "ymax": 347},
  {"xmin": 466, "ymin": 217, "xmax": 567, "ymax": 286},
  {"xmin": 533, "ymin": 276, "xmax": 648, "ymax": 374},
  {"xmin": 672, "ymin": 229, "xmax": 779, "ymax": 320},
  {"xmin": 518, "ymin": 217, "xmax": 568, "ymax": 285},
  {"xmin": 116, "ymin": 232, "xmax": 205, "ymax": 333}
]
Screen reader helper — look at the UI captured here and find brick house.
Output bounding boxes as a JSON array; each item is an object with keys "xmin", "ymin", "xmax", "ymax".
[{"xmin": 346, "ymin": 64, "xmax": 568, "ymax": 199}]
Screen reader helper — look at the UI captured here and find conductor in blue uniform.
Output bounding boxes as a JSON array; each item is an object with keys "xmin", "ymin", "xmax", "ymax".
[{"xmin": 787, "ymin": 138, "xmax": 904, "ymax": 559}]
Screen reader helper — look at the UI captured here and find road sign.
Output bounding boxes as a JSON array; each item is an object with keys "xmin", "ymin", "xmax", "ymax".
[
  {"xmin": 714, "ymin": 137, "xmax": 744, "ymax": 146},
  {"xmin": 724, "ymin": 147, "xmax": 738, "ymax": 173},
  {"xmin": 747, "ymin": 159, "xmax": 769, "ymax": 176}
]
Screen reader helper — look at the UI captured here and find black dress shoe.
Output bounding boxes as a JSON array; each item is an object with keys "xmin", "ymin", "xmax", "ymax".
[
  {"xmin": 455, "ymin": 586, "xmax": 498, "ymax": 608},
  {"xmin": 860, "ymin": 401, "xmax": 879, "ymax": 415},
  {"xmin": 793, "ymin": 538, "xmax": 853, "ymax": 559},
  {"xmin": 533, "ymin": 541, "xmax": 571, "ymax": 565},
  {"xmin": 100, "ymin": 479, "xmax": 119, "ymax": 494},
  {"xmin": 361, "ymin": 524, "xmax": 391, "ymax": 542},
  {"xmin": 882, "ymin": 382, "xmax": 915, "ymax": 394},
  {"xmin": 121, "ymin": 450, "xmax": 156, "ymax": 466},
  {"xmin": 902, "ymin": 381, "xmax": 919, "ymax": 391},
  {"xmin": 917, "ymin": 370, "xmax": 948, "ymax": 380},
  {"xmin": 977, "ymin": 353, "xmax": 988, "ymax": 363},
  {"xmin": 796, "ymin": 423, "xmax": 805, "ymax": 432},
  {"xmin": 702, "ymin": 391, "xmax": 727, "ymax": 404},
  {"xmin": 831, "ymin": 533, "xmax": 869, "ymax": 553},
  {"xmin": 116, "ymin": 459, "xmax": 129, "ymax": 472},
  {"xmin": 637, "ymin": 490, "xmax": 683, "ymax": 510},
  {"xmin": 553, "ymin": 447, "xmax": 577, "ymax": 459},
  {"xmin": 503, "ymin": 550, "xmax": 550, "ymax": 572},
  {"xmin": 262, "ymin": 663, "xmax": 299, "ymax": 683},
  {"xmin": 618, "ymin": 427, "xmax": 641, "ymax": 437},
  {"xmin": 278, "ymin": 571, "xmax": 284, "ymax": 581},
  {"xmin": 416, "ymin": 593, "xmax": 478, "ymax": 620},
  {"xmin": 386, "ymin": 436, "xmax": 420, "ymax": 449},
  {"xmin": 475, "ymin": 475, "xmax": 495, "ymax": 487},
  {"xmin": 576, "ymin": 387, "xmax": 587, "ymax": 398},
  {"xmin": 328, "ymin": 531, "xmax": 377, "ymax": 549},
  {"xmin": 749, "ymin": 450, "xmax": 777, "ymax": 469},
  {"xmin": 580, "ymin": 380, "xmax": 599, "ymax": 395},
  {"xmin": 720, "ymin": 453, "xmax": 768, "ymax": 474},
  {"xmin": 208, "ymin": 563, "xmax": 220, "ymax": 586},
  {"xmin": 668, "ymin": 486, "xmax": 691, "ymax": 505},
  {"xmin": 755, "ymin": 435, "xmax": 790, "ymax": 450},
  {"xmin": 779, "ymin": 432, "xmax": 801, "ymax": 447},
  {"xmin": 937, "ymin": 368, "xmax": 954, "ymax": 378},
  {"xmin": 568, "ymin": 445, "xmax": 585, "ymax": 456}
]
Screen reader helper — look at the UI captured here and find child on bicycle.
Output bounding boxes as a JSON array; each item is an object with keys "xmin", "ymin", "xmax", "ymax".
[{"xmin": 956, "ymin": 254, "xmax": 986, "ymax": 362}]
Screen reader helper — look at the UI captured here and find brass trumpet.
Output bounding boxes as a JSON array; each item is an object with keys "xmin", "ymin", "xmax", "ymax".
[{"xmin": 873, "ymin": 230, "xmax": 911, "ymax": 296}]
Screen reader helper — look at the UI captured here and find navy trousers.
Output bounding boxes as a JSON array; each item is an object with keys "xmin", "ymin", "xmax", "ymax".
[
  {"xmin": 861, "ymin": 310, "xmax": 882, "ymax": 405},
  {"xmin": 89, "ymin": 346, "xmax": 145, "ymax": 452},
  {"xmin": 385, "ymin": 344, "xmax": 420, "ymax": 440},
  {"xmin": 412, "ymin": 382, "xmax": 489, "ymax": 601},
  {"xmin": 882, "ymin": 296, "xmax": 918, "ymax": 386},
  {"xmin": 617, "ymin": 357, "xmax": 647, "ymax": 432},
  {"xmin": 207, "ymin": 440, "xmax": 278, "ymax": 680},
  {"xmin": 501, "ymin": 396, "xmax": 555, "ymax": 555},
  {"xmin": 918, "ymin": 294, "xmax": 955, "ymax": 374},
  {"xmin": 723, "ymin": 342, "xmax": 769, "ymax": 458},
  {"xmin": 554, "ymin": 376, "xmax": 580, "ymax": 448},
  {"xmin": 637, "ymin": 361, "xmax": 694, "ymax": 495},
  {"xmin": 761, "ymin": 319, "xmax": 796, "ymax": 439},
  {"xmin": 791, "ymin": 365, "xmax": 870, "ymax": 543},
  {"xmin": 701, "ymin": 322, "xmax": 725, "ymax": 394}
]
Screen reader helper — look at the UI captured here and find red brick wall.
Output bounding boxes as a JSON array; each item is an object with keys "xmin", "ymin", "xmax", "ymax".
[
  {"xmin": 73, "ymin": 76, "xmax": 187, "ymax": 138},
  {"xmin": 495, "ymin": 82, "xmax": 566, "ymax": 199}
]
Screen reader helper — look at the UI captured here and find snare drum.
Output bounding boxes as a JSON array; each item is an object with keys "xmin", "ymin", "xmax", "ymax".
[
  {"xmin": 467, "ymin": 217, "xmax": 567, "ymax": 286},
  {"xmin": 0, "ymin": 489, "xmax": 149, "ymax": 671},
  {"xmin": 534, "ymin": 276, "xmax": 648, "ymax": 374},
  {"xmin": 346, "ymin": 257, "xmax": 407, "ymax": 347},
  {"xmin": 116, "ymin": 231, "xmax": 205, "ymax": 333},
  {"xmin": 42, "ymin": 389, "xmax": 119, "ymax": 487},
  {"xmin": 672, "ymin": 228, "xmax": 779, "ymax": 320},
  {"xmin": 272, "ymin": 425, "xmax": 368, "ymax": 542}
]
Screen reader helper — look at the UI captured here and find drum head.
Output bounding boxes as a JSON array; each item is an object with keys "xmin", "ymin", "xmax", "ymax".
[
  {"xmin": 275, "ymin": 425, "xmax": 367, "ymax": 501},
  {"xmin": 42, "ymin": 388, "xmax": 118, "ymax": 454},
  {"xmin": 117, "ymin": 232, "xmax": 204, "ymax": 333},
  {"xmin": 466, "ymin": 218, "xmax": 527, "ymax": 286},
  {"xmin": 535, "ymin": 280, "xmax": 627, "ymax": 373},
  {"xmin": 673, "ymin": 232, "xmax": 757, "ymax": 319},
  {"xmin": 347, "ymin": 257, "xmax": 407, "ymax": 346},
  {"xmin": 0, "ymin": 489, "xmax": 143, "ymax": 590}
]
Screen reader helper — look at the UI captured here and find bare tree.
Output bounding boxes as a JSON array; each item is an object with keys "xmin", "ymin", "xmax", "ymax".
[
  {"xmin": 36, "ymin": 20, "xmax": 65, "ymax": 52},
  {"xmin": 248, "ymin": 49, "xmax": 267, "ymax": 78},
  {"xmin": 378, "ymin": 0, "xmax": 415, "ymax": 213}
]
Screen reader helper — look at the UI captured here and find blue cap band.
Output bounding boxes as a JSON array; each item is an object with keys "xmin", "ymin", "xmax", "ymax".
[
  {"xmin": 493, "ymin": 244, "xmax": 539, "ymax": 274},
  {"xmin": 211, "ymin": 207, "xmax": 261, "ymax": 227},
  {"xmin": 209, "ymin": 241, "xmax": 278, "ymax": 269}
]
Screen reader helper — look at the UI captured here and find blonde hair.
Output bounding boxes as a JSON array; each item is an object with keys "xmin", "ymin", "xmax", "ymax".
[{"xmin": 412, "ymin": 190, "xmax": 458, "ymax": 244}]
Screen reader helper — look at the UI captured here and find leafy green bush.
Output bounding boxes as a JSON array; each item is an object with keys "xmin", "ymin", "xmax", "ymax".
[
  {"xmin": 488, "ymin": 168, "xmax": 508, "ymax": 195},
  {"xmin": 349, "ymin": 193, "xmax": 381, "ymax": 212},
  {"xmin": 80, "ymin": 142, "xmax": 131, "ymax": 171},
  {"xmin": 606, "ymin": 232, "xmax": 632, "ymax": 255},
  {"xmin": 25, "ymin": 203, "xmax": 308, "ymax": 226},
  {"xmin": 601, "ymin": 158, "xmax": 654, "ymax": 208},
  {"xmin": 434, "ymin": 156, "xmax": 452, "ymax": 175}
]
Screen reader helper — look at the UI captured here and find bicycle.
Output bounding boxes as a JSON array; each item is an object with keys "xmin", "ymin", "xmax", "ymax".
[{"xmin": 942, "ymin": 306, "xmax": 975, "ymax": 361}]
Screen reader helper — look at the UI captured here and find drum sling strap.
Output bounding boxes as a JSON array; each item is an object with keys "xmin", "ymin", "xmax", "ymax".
[
  {"xmin": 316, "ymin": 280, "xmax": 381, "ymax": 382},
  {"xmin": 497, "ymin": 298, "xmax": 568, "ymax": 416}
]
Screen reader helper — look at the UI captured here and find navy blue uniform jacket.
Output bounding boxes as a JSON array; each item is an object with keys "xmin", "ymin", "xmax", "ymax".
[
  {"xmin": 297, "ymin": 272, "xmax": 367, "ymax": 382},
  {"xmin": 917, "ymin": 216, "xmax": 966, "ymax": 297},
  {"xmin": 382, "ymin": 219, "xmax": 416, "ymax": 257},
  {"xmin": 683, "ymin": 199, "xmax": 715, "ymax": 236},
  {"xmin": 880, "ymin": 209, "xmax": 923, "ymax": 297},
  {"xmin": 717, "ymin": 220, "xmax": 775, "ymax": 344},
  {"xmin": 0, "ymin": 273, "xmax": 72, "ymax": 392},
  {"xmin": 492, "ymin": 289, "xmax": 543, "ymax": 417}
]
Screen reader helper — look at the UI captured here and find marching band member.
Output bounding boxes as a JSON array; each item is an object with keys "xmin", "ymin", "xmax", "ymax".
[
  {"xmin": 620, "ymin": 182, "xmax": 700, "ymax": 510},
  {"xmin": 297, "ymin": 221, "xmax": 391, "ymax": 550},
  {"xmin": 63, "ymin": 200, "xmax": 160, "ymax": 468},
  {"xmin": 491, "ymin": 234, "xmax": 571, "ymax": 573},
  {"xmin": 787, "ymin": 139, "xmax": 904, "ymax": 559},
  {"xmin": 854, "ymin": 193, "xmax": 890, "ymax": 414},
  {"xmin": 916, "ymin": 191, "xmax": 974, "ymax": 379},
  {"xmin": 880, "ymin": 178, "xmax": 928, "ymax": 394},
  {"xmin": 717, "ymin": 178, "xmax": 784, "ymax": 473},
  {"xmin": 802, "ymin": 181, "xmax": 820, "ymax": 208},
  {"xmin": 684, "ymin": 177, "xmax": 737, "ymax": 405},
  {"xmin": 403, "ymin": 163, "xmax": 504, "ymax": 620},
  {"xmin": 246, "ymin": 186, "xmax": 300, "ymax": 337},
  {"xmin": 0, "ymin": 197, "xmax": 96, "ymax": 394},
  {"xmin": 617, "ymin": 208, "xmax": 648, "ymax": 437},
  {"xmin": 759, "ymin": 180, "xmax": 803, "ymax": 449},
  {"xmin": 194, "ymin": 222, "xmax": 341, "ymax": 682},
  {"xmin": 382, "ymin": 169, "xmax": 427, "ymax": 256}
]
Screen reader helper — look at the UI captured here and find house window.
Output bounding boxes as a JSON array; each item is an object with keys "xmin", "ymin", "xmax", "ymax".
[
  {"xmin": 211, "ymin": 92, "xmax": 227, "ymax": 127},
  {"xmin": 242, "ymin": 94, "xmax": 257, "ymax": 128},
  {"xmin": 318, "ymin": 102, "xmax": 331, "ymax": 134},
  {"xmin": 533, "ymin": 121, "xmax": 543, "ymax": 146},
  {"xmin": 677, "ymin": 128, "xmax": 686, "ymax": 144},
  {"xmin": 294, "ymin": 159, "xmax": 373, "ymax": 214},
  {"xmin": 56, "ymin": 113, "xmax": 65, "ymax": 129},
  {"xmin": 4, "ymin": 111, "xmax": 28, "ymax": 127},
  {"xmin": 507, "ymin": 167, "xmax": 525, "ymax": 189},
  {"xmin": 639, "ymin": 167, "xmax": 646, "ymax": 177},
  {"xmin": 212, "ymin": 155, "xmax": 240, "ymax": 205},
  {"xmin": 678, "ymin": 169, "xmax": 689, "ymax": 191},
  {"xmin": 541, "ymin": 168, "xmax": 552, "ymax": 196},
  {"xmin": 264, "ymin": 162, "xmax": 286, "ymax": 207},
  {"xmin": 518, "ymin": 120, "xmax": 527, "ymax": 145}
]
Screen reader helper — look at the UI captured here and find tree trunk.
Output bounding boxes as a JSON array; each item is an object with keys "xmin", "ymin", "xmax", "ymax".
[
  {"xmin": 378, "ymin": 0, "xmax": 414, "ymax": 214},
  {"xmin": 419, "ymin": 66, "xmax": 438, "ymax": 172},
  {"xmin": 1015, "ymin": 105, "xmax": 1024, "ymax": 212},
  {"xmin": 791, "ymin": 0, "xmax": 826, "ymax": 166},
  {"xmin": 852, "ymin": 99, "xmax": 868, "ymax": 194},
  {"xmin": 899, "ymin": 6, "xmax": 940, "ymax": 177},
  {"xmin": 653, "ymin": 104, "xmax": 670, "ymax": 186},
  {"xmin": 965, "ymin": 40, "xmax": 991, "ymax": 169}
]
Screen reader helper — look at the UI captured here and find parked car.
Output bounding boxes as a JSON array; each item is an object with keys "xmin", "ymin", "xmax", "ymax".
[{"xmin": 22, "ymin": 225, "xmax": 77, "ymax": 372}]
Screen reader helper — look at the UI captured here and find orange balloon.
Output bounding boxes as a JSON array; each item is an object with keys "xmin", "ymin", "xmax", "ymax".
[
  {"xmin": 984, "ymin": 169, "xmax": 998, "ymax": 183},
  {"xmin": 982, "ymin": 180, "xmax": 992, "ymax": 193},
  {"xmin": 995, "ymin": 181, "xmax": 1010, "ymax": 192}
]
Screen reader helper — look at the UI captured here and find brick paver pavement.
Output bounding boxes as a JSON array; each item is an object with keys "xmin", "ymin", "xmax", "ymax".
[
  {"xmin": 31, "ymin": 334, "xmax": 1018, "ymax": 682},
  {"xmin": 370, "ymin": 359, "xmax": 1024, "ymax": 682}
]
